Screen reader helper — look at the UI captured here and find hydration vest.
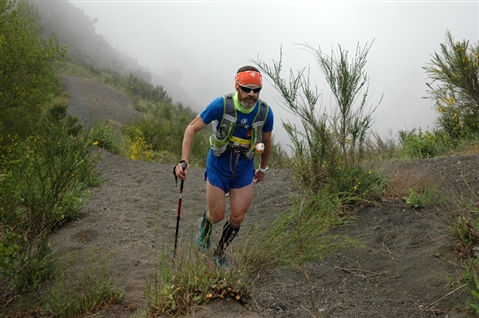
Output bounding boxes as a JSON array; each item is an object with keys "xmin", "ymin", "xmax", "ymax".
[{"xmin": 210, "ymin": 93, "xmax": 269, "ymax": 160}]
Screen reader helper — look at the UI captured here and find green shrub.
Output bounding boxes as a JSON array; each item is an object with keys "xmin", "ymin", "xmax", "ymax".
[
  {"xmin": 90, "ymin": 120, "xmax": 123, "ymax": 155},
  {"xmin": 425, "ymin": 30, "xmax": 479, "ymax": 140},
  {"xmin": 125, "ymin": 100, "xmax": 209, "ymax": 164},
  {"xmin": 444, "ymin": 186, "xmax": 479, "ymax": 313},
  {"xmin": 126, "ymin": 73, "xmax": 172, "ymax": 104},
  {"xmin": 399, "ymin": 128, "xmax": 452, "ymax": 158},
  {"xmin": 256, "ymin": 42, "xmax": 385, "ymax": 202},
  {"xmin": 329, "ymin": 164, "xmax": 388, "ymax": 202},
  {"xmin": 0, "ymin": 104, "xmax": 101, "ymax": 294},
  {"xmin": 100, "ymin": 71, "xmax": 113, "ymax": 84},
  {"xmin": 123, "ymin": 125, "xmax": 153, "ymax": 161},
  {"xmin": 452, "ymin": 215, "xmax": 479, "ymax": 257},
  {"xmin": 0, "ymin": 0, "xmax": 66, "ymax": 142},
  {"xmin": 0, "ymin": 231, "xmax": 21, "ymax": 280}
]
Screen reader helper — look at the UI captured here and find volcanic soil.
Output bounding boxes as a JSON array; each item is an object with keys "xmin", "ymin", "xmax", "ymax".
[{"xmin": 49, "ymin": 74, "xmax": 479, "ymax": 318}]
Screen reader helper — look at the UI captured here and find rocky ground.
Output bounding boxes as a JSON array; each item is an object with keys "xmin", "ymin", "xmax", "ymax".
[{"xmin": 47, "ymin": 74, "xmax": 479, "ymax": 317}]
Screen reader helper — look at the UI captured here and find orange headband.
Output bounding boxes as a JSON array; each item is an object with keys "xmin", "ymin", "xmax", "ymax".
[{"xmin": 235, "ymin": 70, "xmax": 262, "ymax": 89}]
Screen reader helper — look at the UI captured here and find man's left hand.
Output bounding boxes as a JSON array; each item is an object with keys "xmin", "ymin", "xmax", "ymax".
[{"xmin": 253, "ymin": 169, "xmax": 266, "ymax": 183}]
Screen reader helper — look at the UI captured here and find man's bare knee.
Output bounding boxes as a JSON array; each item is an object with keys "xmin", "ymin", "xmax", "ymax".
[
  {"xmin": 212, "ymin": 214, "xmax": 225, "ymax": 224},
  {"xmin": 229, "ymin": 213, "xmax": 246, "ymax": 226},
  {"xmin": 208, "ymin": 209, "xmax": 225, "ymax": 224}
]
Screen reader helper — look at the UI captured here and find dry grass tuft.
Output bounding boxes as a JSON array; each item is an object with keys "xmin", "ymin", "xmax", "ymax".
[{"xmin": 377, "ymin": 159, "xmax": 444, "ymax": 199}]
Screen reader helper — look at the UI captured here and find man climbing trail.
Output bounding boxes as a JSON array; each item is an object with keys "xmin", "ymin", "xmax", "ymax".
[{"xmin": 174, "ymin": 65, "xmax": 274, "ymax": 269}]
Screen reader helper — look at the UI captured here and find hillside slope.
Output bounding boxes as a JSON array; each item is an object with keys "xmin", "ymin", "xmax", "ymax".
[
  {"xmin": 49, "ymin": 74, "xmax": 479, "ymax": 317},
  {"xmin": 61, "ymin": 74, "xmax": 141, "ymax": 128},
  {"xmin": 34, "ymin": 0, "xmax": 203, "ymax": 111}
]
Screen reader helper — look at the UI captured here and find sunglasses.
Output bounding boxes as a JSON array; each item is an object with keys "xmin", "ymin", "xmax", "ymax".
[{"xmin": 238, "ymin": 84, "xmax": 262, "ymax": 94}]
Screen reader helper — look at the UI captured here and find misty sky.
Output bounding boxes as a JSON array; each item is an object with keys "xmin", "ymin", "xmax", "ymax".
[{"xmin": 70, "ymin": 0, "xmax": 478, "ymax": 145}]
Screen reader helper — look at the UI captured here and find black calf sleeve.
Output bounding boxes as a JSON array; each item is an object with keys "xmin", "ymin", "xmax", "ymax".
[{"xmin": 217, "ymin": 221, "xmax": 240, "ymax": 253}]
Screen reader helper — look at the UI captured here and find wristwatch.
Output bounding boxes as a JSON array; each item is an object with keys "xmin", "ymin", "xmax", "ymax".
[{"xmin": 258, "ymin": 166, "xmax": 269, "ymax": 173}]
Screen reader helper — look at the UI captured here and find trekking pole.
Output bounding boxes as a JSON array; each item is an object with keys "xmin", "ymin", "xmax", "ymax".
[{"xmin": 173, "ymin": 161, "xmax": 187, "ymax": 257}]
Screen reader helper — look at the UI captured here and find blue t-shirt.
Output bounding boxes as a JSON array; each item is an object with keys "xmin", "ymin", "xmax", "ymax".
[{"xmin": 200, "ymin": 93, "xmax": 274, "ymax": 178}]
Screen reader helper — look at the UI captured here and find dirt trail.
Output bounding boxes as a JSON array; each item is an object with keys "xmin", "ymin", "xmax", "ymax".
[{"xmin": 51, "ymin": 74, "xmax": 477, "ymax": 317}]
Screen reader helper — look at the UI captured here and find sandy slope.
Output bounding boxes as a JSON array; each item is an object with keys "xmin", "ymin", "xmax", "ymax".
[{"xmin": 50, "ymin": 74, "xmax": 478, "ymax": 317}]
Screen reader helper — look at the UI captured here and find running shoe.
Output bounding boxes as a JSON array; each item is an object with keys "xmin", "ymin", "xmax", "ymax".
[
  {"xmin": 196, "ymin": 216, "xmax": 211, "ymax": 252},
  {"xmin": 214, "ymin": 251, "xmax": 231, "ymax": 270}
]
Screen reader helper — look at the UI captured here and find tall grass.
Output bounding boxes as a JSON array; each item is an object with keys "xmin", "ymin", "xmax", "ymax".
[
  {"xmin": 146, "ymin": 246, "xmax": 252, "ymax": 316},
  {"xmin": 439, "ymin": 185, "xmax": 479, "ymax": 314},
  {"xmin": 42, "ymin": 248, "xmax": 123, "ymax": 317},
  {"xmin": 146, "ymin": 191, "xmax": 355, "ymax": 316}
]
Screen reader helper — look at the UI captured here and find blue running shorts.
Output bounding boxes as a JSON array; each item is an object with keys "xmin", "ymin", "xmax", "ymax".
[{"xmin": 204, "ymin": 169, "xmax": 254, "ymax": 193}]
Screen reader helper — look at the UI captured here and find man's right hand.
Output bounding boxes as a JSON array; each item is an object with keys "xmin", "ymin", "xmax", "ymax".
[{"xmin": 175, "ymin": 161, "xmax": 188, "ymax": 180}]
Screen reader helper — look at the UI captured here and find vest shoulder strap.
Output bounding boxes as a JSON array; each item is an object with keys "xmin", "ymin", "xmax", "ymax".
[
  {"xmin": 253, "ymin": 98, "xmax": 269, "ymax": 128},
  {"xmin": 223, "ymin": 93, "xmax": 237, "ymax": 124}
]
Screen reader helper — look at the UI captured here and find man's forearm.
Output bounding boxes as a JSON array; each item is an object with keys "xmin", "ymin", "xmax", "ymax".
[
  {"xmin": 260, "ymin": 138, "xmax": 272, "ymax": 169},
  {"xmin": 181, "ymin": 126, "xmax": 196, "ymax": 164}
]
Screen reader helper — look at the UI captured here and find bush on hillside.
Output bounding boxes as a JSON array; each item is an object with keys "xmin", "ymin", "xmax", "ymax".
[
  {"xmin": 399, "ymin": 128, "xmax": 453, "ymax": 158},
  {"xmin": 0, "ymin": 0, "xmax": 66, "ymax": 145},
  {"xmin": 256, "ymin": 42, "xmax": 385, "ymax": 201},
  {"xmin": 0, "ymin": 104, "xmax": 101, "ymax": 294},
  {"xmin": 425, "ymin": 30, "xmax": 479, "ymax": 140}
]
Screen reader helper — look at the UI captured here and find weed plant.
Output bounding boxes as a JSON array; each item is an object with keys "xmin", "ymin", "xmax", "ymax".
[
  {"xmin": 363, "ymin": 132, "xmax": 403, "ymax": 161},
  {"xmin": 450, "ymin": 195, "xmax": 479, "ymax": 258},
  {"xmin": 442, "ymin": 182, "xmax": 479, "ymax": 314},
  {"xmin": 405, "ymin": 185, "xmax": 440, "ymax": 209},
  {"xmin": 465, "ymin": 259, "xmax": 479, "ymax": 315},
  {"xmin": 249, "ymin": 43, "xmax": 389, "ymax": 317},
  {"xmin": 146, "ymin": 193, "xmax": 251, "ymax": 316}
]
